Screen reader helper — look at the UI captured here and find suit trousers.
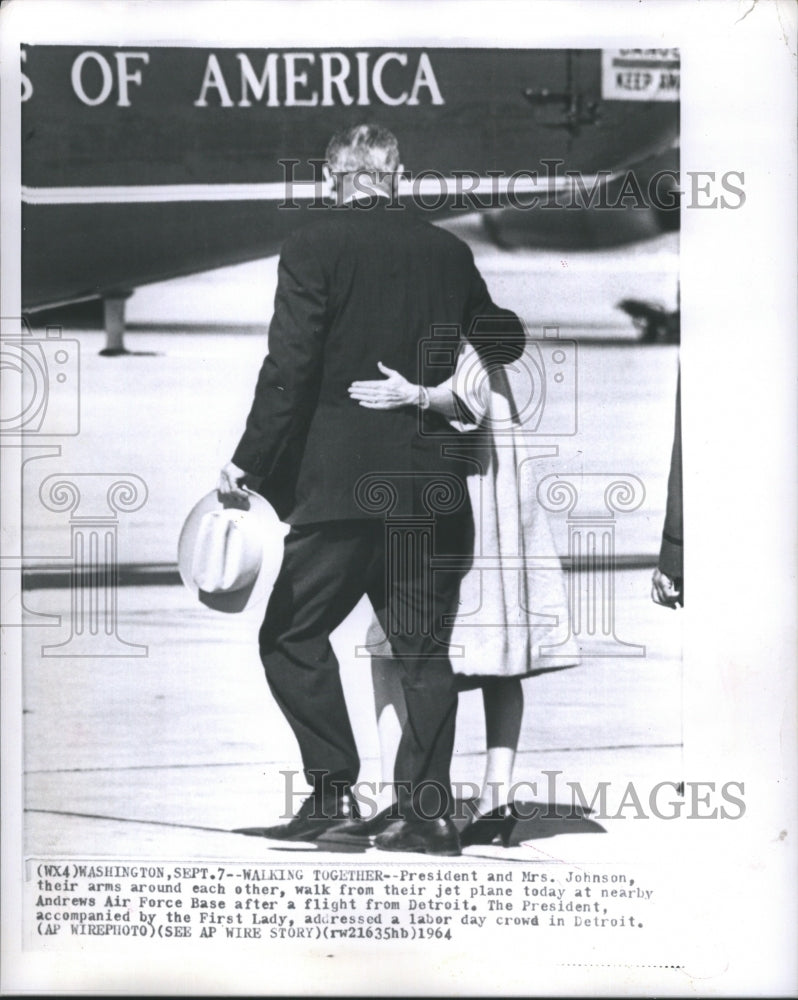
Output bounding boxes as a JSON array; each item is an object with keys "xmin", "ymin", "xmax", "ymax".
[{"xmin": 258, "ymin": 513, "xmax": 473, "ymax": 820}]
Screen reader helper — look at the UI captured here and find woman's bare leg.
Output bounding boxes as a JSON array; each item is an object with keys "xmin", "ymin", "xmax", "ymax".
[
  {"xmin": 370, "ymin": 606, "xmax": 525, "ymax": 819},
  {"xmin": 475, "ymin": 678, "xmax": 524, "ymax": 815}
]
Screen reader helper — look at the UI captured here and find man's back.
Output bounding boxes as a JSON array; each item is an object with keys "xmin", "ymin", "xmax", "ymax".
[{"xmin": 233, "ymin": 199, "xmax": 524, "ymax": 522}]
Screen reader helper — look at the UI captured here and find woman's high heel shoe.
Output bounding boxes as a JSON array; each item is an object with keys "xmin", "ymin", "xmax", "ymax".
[{"xmin": 460, "ymin": 804, "xmax": 519, "ymax": 848}]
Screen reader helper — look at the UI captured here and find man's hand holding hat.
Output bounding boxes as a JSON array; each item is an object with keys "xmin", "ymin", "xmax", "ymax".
[
  {"xmin": 179, "ymin": 467, "xmax": 287, "ymax": 613},
  {"xmin": 218, "ymin": 460, "xmax": 252, "ymax": 506}
]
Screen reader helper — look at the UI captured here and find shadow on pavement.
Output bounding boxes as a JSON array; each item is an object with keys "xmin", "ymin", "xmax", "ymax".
[
  {"xmin": 232, "ymin": 800, "xmax": 605, "ymax": 853},
  {"xmin": 232, "ymin": 827, "xmax": 370, "ymax": 854},
  {"xmin": 505, "ymin": 801, "xmax": 606, "ymax": 844}
]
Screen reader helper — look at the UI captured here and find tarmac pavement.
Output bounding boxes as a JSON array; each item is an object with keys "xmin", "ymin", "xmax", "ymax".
[{"xmin": 23, "ymin": 567, "xmax": 682, "ymax": 863}]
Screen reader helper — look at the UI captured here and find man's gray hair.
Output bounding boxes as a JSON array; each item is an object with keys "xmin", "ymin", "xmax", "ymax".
[{"xmin": 325, "ymin": 124, "xmax": 401, "ymax": 175}]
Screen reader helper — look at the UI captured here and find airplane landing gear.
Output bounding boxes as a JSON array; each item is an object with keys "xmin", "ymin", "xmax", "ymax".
[{"xmin": 99, "ymin": 290, "xmax": 133, "ymax": 356}]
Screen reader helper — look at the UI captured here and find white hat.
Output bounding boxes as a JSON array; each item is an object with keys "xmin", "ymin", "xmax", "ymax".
[{"xmin": 178, "ymin": 490, "xmax": 288, "ymax": 613}]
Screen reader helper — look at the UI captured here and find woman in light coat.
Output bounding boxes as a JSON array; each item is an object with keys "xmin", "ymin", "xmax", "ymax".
[{"xmin": 348, "ymin": 342, "xmax": 578, "ymax": 847}]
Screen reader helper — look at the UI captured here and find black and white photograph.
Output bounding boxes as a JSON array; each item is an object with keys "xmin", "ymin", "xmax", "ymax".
[{"xmin": 1, "ymin": 0, "xmax": 795, "ymax": 995}]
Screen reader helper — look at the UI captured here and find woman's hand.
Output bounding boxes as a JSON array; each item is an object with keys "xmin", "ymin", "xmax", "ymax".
[{"xmin": 348, "ymin": 362, "xmax": 419, "ymax": 409}]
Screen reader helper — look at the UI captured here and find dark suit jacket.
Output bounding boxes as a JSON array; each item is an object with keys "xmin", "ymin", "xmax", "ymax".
[
  {"xmin": 233, "ymin": 197, "xmax": 525, "ymax": 524},
  {"xmin": 658, "ymin": 375, "xmax": 683, "ymax": 580}
]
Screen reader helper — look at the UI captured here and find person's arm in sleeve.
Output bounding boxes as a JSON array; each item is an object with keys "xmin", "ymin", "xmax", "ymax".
[
  {"xmin": 652, "ymin": 376, "xmax": 683, "ymax": 608},
  {"xmin": 462, "ymin": 250, "xmax": 526, "ymax": 364},
  {"xmin": 220, "ymin": 233, "xmax": 328, "ymax": 499}
]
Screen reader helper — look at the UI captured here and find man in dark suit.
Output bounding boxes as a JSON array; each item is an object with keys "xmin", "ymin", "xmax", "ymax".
[{"xmin": 219, "ymin": 124, "xmax": 525, "ymax": 855}]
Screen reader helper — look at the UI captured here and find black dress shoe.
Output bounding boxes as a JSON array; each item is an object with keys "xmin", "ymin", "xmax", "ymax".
[
  {"xmin": 460, "ymin": 803, "xmax": 520, "ymax": 848},
  {"xmin": 326, "ymin": 804, "xmax": 399, "ymax": 839},
  {"xmin": 374, "ymin": 817, "xmax": 461, "ymax": 857},
  {"xmin": 239, "ymin": 790, "xmax": 363, "ymax": 842}
]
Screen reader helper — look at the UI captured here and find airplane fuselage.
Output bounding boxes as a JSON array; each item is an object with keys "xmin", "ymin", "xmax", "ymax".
[{"xmin": 21, "ymin": 46, "xmax": 679, "ymax": 310}]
